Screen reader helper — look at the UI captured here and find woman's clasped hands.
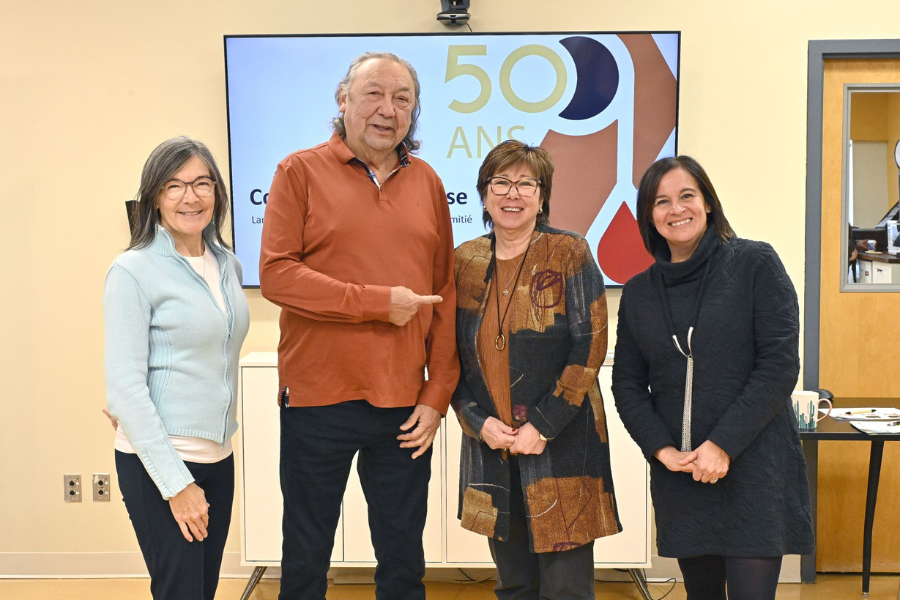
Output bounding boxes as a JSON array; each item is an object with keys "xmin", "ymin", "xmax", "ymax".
[
  {"xmin": 655, "ymin": 440, "xmax": 730, "ymax": 484},
  {"xmin": 480, "ymin": 417, "xmax": 547, "ymax": 455}
]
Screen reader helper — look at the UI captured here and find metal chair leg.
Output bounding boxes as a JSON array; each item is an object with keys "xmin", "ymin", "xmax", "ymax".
[
  {"xmin": 628, "ymin": 568, "xmax": 653, "ymax": 600},
  {"xmin": 239, "ymin": 565, "xmax": 267, "ymax": 600}
]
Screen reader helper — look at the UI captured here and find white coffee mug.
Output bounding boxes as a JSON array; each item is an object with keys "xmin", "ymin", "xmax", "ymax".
[{"xmin": 792, "ymin": 390, "xmax": 832, "ymax": 429}]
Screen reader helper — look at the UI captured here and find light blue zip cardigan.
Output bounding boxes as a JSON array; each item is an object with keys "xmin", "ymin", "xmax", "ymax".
[{"xmin": 104, "ymin": 225, "xmax": 250, "ymax": 499}]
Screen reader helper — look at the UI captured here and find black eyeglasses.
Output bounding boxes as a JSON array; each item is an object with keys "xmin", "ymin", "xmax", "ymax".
[
  {"xmin": 488, "ymin": 177, "xmax": 540, "ymax": 197},
  {"xmin": 162, "ymin": 177, "xmax": 216, "ymax": 200}
]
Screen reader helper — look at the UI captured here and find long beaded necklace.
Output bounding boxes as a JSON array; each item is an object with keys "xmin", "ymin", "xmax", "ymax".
[
  {"xmin": 491, "ymin": 235, "xmax": 531, "ymax": 351},
  {"xmin": 655, "ymin": 253, "xmax": 714, "ymax": 452}
]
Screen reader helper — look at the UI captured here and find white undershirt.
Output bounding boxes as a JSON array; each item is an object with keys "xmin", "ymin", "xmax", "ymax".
[
  {"xmin": 185, "ymin": 250, "xmax": 227, "ymax": 314},
  {"xmin": 114, "ymin": 248, "xmax": 232, "ymax": 464}
]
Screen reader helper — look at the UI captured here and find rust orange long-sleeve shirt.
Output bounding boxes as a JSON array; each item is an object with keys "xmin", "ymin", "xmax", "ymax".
[{"xmin": 259, "ymin": 134, "xmax": 458, "ymax": 414}]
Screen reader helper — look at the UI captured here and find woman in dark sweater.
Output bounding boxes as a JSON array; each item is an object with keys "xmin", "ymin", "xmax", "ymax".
[
  {"xmin": 453, "ymin": 141, "xmax": 621, "ymax": 599},
  {"xmin": 612, "ymin": 156, "xmax": 813, "ymax": 600}
]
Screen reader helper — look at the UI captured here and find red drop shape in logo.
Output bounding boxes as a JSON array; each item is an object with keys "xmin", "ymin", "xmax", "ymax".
[{"xmin": 597, "ymin": 202, "xmax": 655, "ymax": 285}]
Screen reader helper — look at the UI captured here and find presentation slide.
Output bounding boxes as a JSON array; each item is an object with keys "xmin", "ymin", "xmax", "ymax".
[{"xmin": 225, "ymin": 32, "xmax": 679, "ymax": 287}]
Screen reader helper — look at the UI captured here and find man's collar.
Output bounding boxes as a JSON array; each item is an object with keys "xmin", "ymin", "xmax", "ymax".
[
  {"xmin": 396, "ymin": 143, "xmax": 411, "ymax": 168},
  {"xmin": 328, "ymin": 132, "xmax": 410, "ymax": 168},
  {"xmin": 328, "ymin": 133, "xmax": 356, "ymax": 164}
]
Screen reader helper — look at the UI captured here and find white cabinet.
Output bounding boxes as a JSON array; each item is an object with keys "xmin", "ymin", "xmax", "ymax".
[
  {"xmin": 341, "ymin": 442, "xmax": 444, "ymax": 563},
  {"xmin": 237, "ymin": 361, "xmax": 343, "ymax": 563},
  {"xmin": 873, "ymin": 263, "xmax": 900, "ymax": 283},
  {"xmin": 444, "ymin": 414, "xmax": 495, "ymax": 564},
  {"xmin": 237, "ymin": 352, "xmax": 650, "ymax": 568},
  {"xmin": 593, "ymin": 366, "xmax": 652, "ymax": 565},
  {"xmin": 857, "ymin": 258, "xmax": 900, "ymax": 283},
  {"xmin": 443, "ymin": 364, "xmax": 650, "ymax": 566}
]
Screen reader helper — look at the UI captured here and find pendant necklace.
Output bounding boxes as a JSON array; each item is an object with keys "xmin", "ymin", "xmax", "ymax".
[
  {"xmin": 491, "ymin": 234, "xmax": 531, "ymax": 351},
  {"xmin": 655, "ymin": 254, "xmax": 714, "ymax": 452}
]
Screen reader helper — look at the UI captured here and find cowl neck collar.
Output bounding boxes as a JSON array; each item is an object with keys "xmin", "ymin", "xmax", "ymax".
[{"xmin": 653, "ymin": 226, "xmax": 720, "ymax": 286}]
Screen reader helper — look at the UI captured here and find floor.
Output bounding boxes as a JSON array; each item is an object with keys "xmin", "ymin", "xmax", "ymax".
[{"xmin": 1, "ymin": 574, "xmax": 899, "ymax": 600}]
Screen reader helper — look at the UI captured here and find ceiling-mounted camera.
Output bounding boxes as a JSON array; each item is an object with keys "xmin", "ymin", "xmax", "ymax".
[{"xmin": 437, "ymin": 0, "xmax": 470, "ymax": 26}]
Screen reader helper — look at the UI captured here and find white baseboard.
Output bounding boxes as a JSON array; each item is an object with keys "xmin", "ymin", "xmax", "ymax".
[
  {"xmin": 0, "ymin": 552, "xmax": 801, "ymax": 582},
  {"xmin": 0, "ymin": 552, "xmax": 256, "ymax": 579}
]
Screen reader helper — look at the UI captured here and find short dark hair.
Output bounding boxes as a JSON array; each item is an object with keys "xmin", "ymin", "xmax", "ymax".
[
  {"xmin": 476, "ymin": 140, "xmax": 553, "ymax": 229},
  {"xmin": 636, "ymin": 155, "xmax": 735, "ymax": 255},
  {"xmin": 127, "ymin": 136, "xmax": 230, "ymax": 251},
  {"xmin": 332, "ymin": 52, "xmax": 422, "ymax": 152}
]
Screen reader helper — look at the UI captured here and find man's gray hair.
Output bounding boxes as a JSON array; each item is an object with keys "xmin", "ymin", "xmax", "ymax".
[{"xmin": 332, "ymin": 52, "xmax": 422, "ymax": 152}]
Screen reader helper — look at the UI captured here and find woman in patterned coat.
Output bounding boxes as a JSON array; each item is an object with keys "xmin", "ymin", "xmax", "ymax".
[{"xmin": 452, "ymin": 140, "xmax": 621, "ymax": 600}]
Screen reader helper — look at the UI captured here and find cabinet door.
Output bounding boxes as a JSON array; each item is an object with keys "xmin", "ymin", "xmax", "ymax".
[
  {"xmin": 593, "ymin": 366, "xmax": 650, "ymax": 566},
  {"xmin": 444, "ymin": 413, "xmax": 494, "ymax": 563},
  {"xmin": 858, "ymin": 259, "xmax": 873, "ymax": 283},
  {"xmin": 239, "ymin": 365, "xmax": 343, "ymax": 563},
  {"xmin": 873, "ymin": 264, "xmax": 893, "ymax": 283},
  {"xmin": 342, "ymin": 428, "xmax": 444, "ymax": 563}
]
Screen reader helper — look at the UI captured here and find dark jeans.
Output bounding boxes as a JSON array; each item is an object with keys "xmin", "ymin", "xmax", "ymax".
[
  {"xmin": 115, "ymin": 451, "xmax": 234, "ymax": 600},
  {"xmin": 279, "ymin": 400, "xmax": 432, "ymax": 600},
  {"xmin": 488, "ymin": 457, "xmax": 597, "ymax": 600},
  {"xmin": 677, "ymin": 554, "xmax": 783, "ymax": 600}
]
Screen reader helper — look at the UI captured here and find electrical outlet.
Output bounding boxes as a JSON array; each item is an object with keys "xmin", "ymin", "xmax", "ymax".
[
  {"xmin": 92, "ymin": 473, "xmax": 111, "ymax": 502},
  {"xmin": 64, "ymin": 474, "xmax": 82, "ymax": 502}
]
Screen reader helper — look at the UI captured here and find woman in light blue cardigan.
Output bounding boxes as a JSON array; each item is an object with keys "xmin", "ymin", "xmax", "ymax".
[{"xmin": 104, "ymin": 137, "xmax": 249, "ymax": 600}]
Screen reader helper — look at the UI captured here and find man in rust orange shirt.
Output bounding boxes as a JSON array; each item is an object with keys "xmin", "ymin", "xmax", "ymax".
[{"xmin": 259, "ymin": 52, "xmax": 458, "ymax": 600}]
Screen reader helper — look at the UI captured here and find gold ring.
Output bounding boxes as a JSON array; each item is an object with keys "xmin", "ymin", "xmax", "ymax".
[{"xmin": 710, "ymin": 478, "xmax": 719, "ymax": 484}]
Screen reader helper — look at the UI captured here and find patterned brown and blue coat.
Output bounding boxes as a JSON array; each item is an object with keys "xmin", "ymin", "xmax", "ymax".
[{"xmin": 452, "ymin": 225, "xmax": 622, "ymax": 553}]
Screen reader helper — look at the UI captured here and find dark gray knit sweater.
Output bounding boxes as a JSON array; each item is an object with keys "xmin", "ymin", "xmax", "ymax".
[{"xmin": 612, "ymin": 227, "xmax": 814, "ymax": 558}]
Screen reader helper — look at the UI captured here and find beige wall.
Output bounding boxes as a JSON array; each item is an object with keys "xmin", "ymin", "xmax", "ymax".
[{"xmin": 4, "ymin": 0, "xmax": 900, "ymax": 573}]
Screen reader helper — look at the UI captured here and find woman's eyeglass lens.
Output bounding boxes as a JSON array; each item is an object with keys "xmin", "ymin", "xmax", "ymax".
[
  {"xmin": 489, "ymin": 177, "xmax": 539, "ymax": 197},
  {"xmin": 163, "ymin": 178, "xmax": 216, "ymax": 200}
]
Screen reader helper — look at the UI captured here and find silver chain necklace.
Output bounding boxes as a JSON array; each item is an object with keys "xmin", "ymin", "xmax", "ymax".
[{"xmin": 656, "ymin": 255, "xmax": 714, "ymax": 452}]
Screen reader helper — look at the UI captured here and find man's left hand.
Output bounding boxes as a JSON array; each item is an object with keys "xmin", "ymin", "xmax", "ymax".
[{"xmin": 398, "ymin": 405, "xmax": 442, "ymax": 459}]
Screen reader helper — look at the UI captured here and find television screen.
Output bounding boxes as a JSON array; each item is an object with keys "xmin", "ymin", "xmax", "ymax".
[{"xmin": 224, "ymin": 32, "xmax": 680, "ymax": 287}]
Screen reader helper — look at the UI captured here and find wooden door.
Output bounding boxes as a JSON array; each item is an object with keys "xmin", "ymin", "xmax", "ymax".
[{"xmin": 818, "ymin": 58, "xmax": 900, "ymax": 572}]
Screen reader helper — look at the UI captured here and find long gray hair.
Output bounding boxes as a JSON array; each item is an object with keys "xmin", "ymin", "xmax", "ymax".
[
  {"xmin": 332, "ymin": 52, "xmax": 422, "ymax": 152},
  {"xmin": 127, "ymin": 136, "xmax": 230, "ymax": 251}
]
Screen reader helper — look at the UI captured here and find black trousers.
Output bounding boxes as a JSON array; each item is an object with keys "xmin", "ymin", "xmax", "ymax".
[
  {"xmin": 115, "ymin": 451, "xmax": 234, "ymax": 600},
  {"xmin": 279, "ymin": 400, "xmax": 432, "ymax": 600},
  {"xmin": 488, "ymin": 457, "xmax": 597, "ymax": 600}
]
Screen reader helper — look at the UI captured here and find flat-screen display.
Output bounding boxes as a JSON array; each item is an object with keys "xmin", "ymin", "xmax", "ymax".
[{"xmin": 225, "ymin": 32, "xmax": 680, "ymax": 287}]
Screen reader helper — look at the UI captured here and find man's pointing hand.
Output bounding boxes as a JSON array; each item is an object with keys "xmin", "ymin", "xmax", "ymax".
[{"xmin": 389, "ymin": 287, "xmax": 442, "ymax": 326}]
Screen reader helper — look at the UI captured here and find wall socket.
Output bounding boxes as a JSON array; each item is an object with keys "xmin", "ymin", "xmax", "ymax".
[
  {"xmin": 64, "ymin": 474, "xmax": 82, "ymax": 502},
  {"xmin": 92, "ymin": 473, "xmax": 111, "ymax": 501}
]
